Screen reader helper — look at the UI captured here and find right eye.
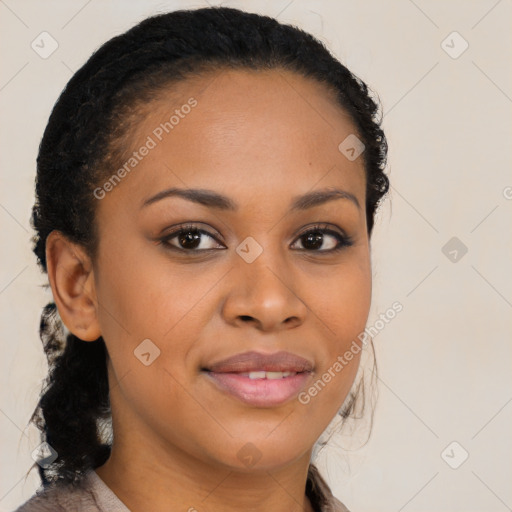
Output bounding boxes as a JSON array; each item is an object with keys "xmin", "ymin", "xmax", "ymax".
[{"xmin": 159, "ymin": 224, "xmax": 226, "ymax": 253}]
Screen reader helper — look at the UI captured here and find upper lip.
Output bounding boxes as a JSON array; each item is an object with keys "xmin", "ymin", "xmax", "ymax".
[{"xmin": 204, "ymin": 351, "xmax": 314, "ymax": 373}]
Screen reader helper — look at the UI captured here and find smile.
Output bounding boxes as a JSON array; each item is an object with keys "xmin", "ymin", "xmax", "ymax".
[{"xmin": 202, "ymin": 351, "xmax": 314, "ymax": 407}]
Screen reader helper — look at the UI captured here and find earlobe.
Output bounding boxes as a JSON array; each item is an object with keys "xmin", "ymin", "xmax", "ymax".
[{"xmin": 45, "ymin": 231, "xmax": 101, "ymax": 342}]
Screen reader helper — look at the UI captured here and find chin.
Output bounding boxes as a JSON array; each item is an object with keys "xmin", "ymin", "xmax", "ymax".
[{"xmin": 202, "ymin": 434, "xmax": 313, "ymax": 474}]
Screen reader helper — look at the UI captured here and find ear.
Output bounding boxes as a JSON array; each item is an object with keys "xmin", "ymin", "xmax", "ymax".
[{"xmin": 45, "ymin": 230, "xmax": 101, "ymax": 342}]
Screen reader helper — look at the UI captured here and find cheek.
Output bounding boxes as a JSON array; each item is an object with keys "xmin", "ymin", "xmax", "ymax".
[
  {"xmin": 93, "ymin": 246, "xmax": 204, "ymax": 432},
  {"xmin": 288, "ymin": 249, "xmax": 371, "ymax": 415},
  {"xmin": 307, "ymin": 253, "xmax": 372, "ymax": 350},
  {"xmin": 92, "ymin": 238, "xmax": 224, "ymax": 405},
  {"xmin": 94, "ymin": 235, "xmax": 206, "ymax": 341}
]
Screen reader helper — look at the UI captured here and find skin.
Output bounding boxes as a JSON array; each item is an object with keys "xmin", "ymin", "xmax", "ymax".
[{"xmin": 46, "ymin": 68, "xmax": 372, "ymax": 512}]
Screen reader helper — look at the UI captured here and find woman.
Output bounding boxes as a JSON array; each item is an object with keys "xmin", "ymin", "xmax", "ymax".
[{"xmin": 16, "ymin": 5, "xmax": 388, "ymax": 511}]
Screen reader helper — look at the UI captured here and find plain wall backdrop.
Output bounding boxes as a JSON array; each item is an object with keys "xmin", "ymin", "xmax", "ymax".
[{"xmin": 1, "ymin": 1, "xmax": 511, "ymax": 511}]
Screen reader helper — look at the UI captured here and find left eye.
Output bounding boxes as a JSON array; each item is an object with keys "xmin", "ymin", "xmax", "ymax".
[
  {"xmin": 290, "ymin": 226, "xmax": 352, "ymax": 252},
  {"xmin": 161, "ymin": 226, "xmax": 224, "ymax": 252}
]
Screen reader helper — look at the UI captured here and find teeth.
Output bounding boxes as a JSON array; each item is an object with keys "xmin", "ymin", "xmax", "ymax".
[
  {"xmin": 266, "ymin": 371, "xmax": 292, "ymax": 379},
  {"xmin": 247, "ymin": 371, "xmax": 295, "ymax": 380},
  {"xmin": 248, "ymin": 371, "xmax": 266, "ymax": 379}
]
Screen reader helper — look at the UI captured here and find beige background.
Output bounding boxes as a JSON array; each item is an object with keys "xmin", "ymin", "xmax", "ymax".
[{"xmin": 1, "ymin": 1, "xmax": 511, "ymax": 511}]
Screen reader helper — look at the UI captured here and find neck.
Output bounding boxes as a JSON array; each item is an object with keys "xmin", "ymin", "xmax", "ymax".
[{"xmin": 96, "ymin": 438, "xmax": 315, "ymax": 512}]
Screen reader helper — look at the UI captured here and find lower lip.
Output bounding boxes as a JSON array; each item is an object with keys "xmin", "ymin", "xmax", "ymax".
[{"xmin": 204, "ymin": 371, "xmax": 311, "ymax": 407}]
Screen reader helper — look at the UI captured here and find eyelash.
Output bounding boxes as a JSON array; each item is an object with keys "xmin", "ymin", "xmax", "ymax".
[{"xmin": 158, "ymin": 223, "xmax": 353, "ymax": 255}]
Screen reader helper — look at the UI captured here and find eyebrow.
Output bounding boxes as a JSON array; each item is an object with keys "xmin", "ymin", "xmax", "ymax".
[{"xmin": 141, "ymin": 186, "xmax": 360, "ymax": 211}]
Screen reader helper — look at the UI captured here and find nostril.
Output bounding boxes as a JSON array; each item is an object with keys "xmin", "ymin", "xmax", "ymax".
[{"xmin": 240, "ymin": 315, "xmax": 253, "ymax": 322}]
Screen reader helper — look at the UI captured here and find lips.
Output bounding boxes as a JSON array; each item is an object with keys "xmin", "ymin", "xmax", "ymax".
[
  {"xmin": 203, "ymin": 351, "xmax": 314, "ymax": 407},
  {"xmin": 205, "ymin": 350, "xmax": 314, "ymax": 373}
]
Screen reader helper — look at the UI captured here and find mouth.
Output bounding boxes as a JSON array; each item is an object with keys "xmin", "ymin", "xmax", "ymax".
[{"xmin": 202, "ymin": 351, "xmax": 314, "ymax": 407}]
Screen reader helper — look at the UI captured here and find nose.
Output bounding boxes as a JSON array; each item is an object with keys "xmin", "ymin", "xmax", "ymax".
[{"xmin": 221, "ymin": 249, "xmax": 308, "ymax": 332}]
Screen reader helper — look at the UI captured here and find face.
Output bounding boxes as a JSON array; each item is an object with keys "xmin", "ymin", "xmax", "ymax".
[{"xmin": 91, "ymin": 68, "xmax": 371, "ymax": 472}]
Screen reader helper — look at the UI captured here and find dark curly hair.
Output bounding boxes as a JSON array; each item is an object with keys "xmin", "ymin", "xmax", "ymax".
[{"xmin": 28, "ymin": 5, "xmax": 389, "ymax": 487}]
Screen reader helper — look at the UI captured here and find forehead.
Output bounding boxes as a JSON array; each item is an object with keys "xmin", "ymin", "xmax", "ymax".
[{"xmin": 102, "ymin": 68, "xmax": 366, "ymax": 212}]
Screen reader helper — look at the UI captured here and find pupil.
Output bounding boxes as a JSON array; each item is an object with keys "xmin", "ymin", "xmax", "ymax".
[
  {"xmin": 304, "ymin": 232, "xmax": 322, "ymax": 250},
  {"xmin": 179, "ymin": 230, "xmax": 201, "ymax": 249}
]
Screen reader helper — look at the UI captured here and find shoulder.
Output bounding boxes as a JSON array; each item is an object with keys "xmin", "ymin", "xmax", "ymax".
[{"xmin": 13, "ymin": 473, "xmax": 101, "ymax": 512}]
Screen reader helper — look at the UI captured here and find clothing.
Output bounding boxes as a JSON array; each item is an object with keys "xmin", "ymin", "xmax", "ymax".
[{"xmin": 14, "ymin": 464, "xmax": 350, "ymax": 511}]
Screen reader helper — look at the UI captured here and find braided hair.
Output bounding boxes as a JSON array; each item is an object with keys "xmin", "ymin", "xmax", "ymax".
[{"xmin": 29, "ymin": 6, "xmax": 389, "ymax": 486}]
